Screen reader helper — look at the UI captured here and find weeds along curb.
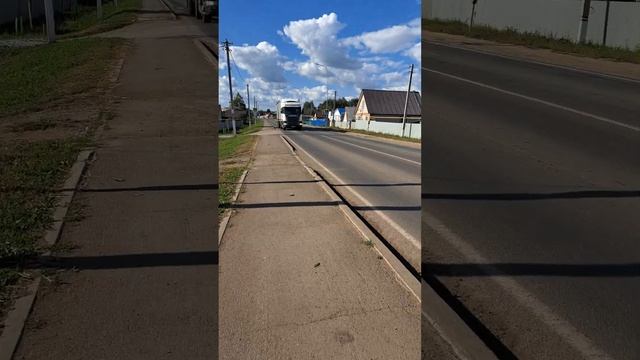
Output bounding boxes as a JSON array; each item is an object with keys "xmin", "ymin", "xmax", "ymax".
[
  {"xmin": 0, "ymin": 149, "xmax": 94, "ymax": 360},
  {"xmin": 217, "ymin": 168, "xmax": 248, "ymax": 246},
  {"xmin": 218, "ymin": 134, "xmax": 260, "ymax": 246}
]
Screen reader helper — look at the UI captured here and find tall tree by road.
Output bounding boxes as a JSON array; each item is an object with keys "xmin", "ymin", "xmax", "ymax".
[
  {"xmin": 303, "ymin": 101, "xmax": 316, "ymax": 115},
  {"xmin": 231, "ymin": 92, "xmax": 246, "ymax": 110},
  {"xmin": 319, "ymin": 97, "xmax": 351, "ymax": 110}
]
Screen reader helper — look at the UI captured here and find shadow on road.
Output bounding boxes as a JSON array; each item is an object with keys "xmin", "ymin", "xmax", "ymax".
[
  {"xmin": 422, "ymin": 189, "xmax": 640, "ymax": 200},
  {"xmin": 221, "ymin": 200, "xmax": 420, "ymax": 211},
  {"xmin": 422, "ymin": 262, "xmax": 640, "ymax": 277},
  {"xmin": 14, "ymin": 251, "xmax": 219, "ymax": 270}
]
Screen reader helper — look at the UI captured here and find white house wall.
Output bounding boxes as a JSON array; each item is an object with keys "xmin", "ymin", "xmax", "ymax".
[{"xmin": 351, "ymin": 120, "xmax": 421, "ymax": 139}]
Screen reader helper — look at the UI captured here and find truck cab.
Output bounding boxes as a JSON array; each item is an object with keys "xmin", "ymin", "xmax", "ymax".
[{"xmin": 276, "ymin": 99, "xmax": 302, "ymax": 130}]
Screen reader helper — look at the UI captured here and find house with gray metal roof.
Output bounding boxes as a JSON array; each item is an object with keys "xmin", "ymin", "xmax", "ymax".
[{"xmin": 355, "ymin": 89, "xmax": 421, "ymax": 123}]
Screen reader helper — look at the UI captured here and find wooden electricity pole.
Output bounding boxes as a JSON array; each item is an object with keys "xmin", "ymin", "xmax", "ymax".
[{"xmin": 401, "ymin": 64, "xmax": 414, "ymax": 138}]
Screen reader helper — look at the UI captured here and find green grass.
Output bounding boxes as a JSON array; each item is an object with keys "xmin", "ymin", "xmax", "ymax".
[
  {"xmin": 218, "ymin": 167, "xmax": 245, "ymax": 218},
  {"xmin": 219, "ymin": 121, "xmax": 263, "ymax": 160},
  {"xmin": 218, "ymin": 121, "xmax": 262, "ymax": 219},
  {"xmin": 58, "ymin": 0, "xmax": 142, "ymax": 36},
  {"xmin": 0, "ymin": 37, "xmax": 124, "ymax": 117},
  {"xmin": 0, "ymin": 138, "xmax": 87, "ymax": 302},
  {"xmin": 0, "ymin": 35, "xmax": 124, "ymax": 308},
  {"xmin": 424, "ymin": 18, "xmax": 640, "ymax": 64}
]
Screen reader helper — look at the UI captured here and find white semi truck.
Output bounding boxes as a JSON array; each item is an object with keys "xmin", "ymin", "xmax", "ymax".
[{"xmin": 276, "ymin": 99, "xmax": 302, "ymax": 130}]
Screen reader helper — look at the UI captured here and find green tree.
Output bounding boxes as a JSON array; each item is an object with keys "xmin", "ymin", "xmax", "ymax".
[
  {"xmin": 348, "ymin": 98, "xmax": 359, "ymax": 107},
  {"xmin": 302, "ymin": 101, "xmax": 316, "ymax": 115},
  {"xmin": 231, "ymin": 92, "xmax": 246, "ymax": 110},
  {"xmin": 318, "ymin": 97, "xmax": 350, "ymax": 111}
]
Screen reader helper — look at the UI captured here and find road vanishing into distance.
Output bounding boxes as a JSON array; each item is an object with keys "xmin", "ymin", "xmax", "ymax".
[
  {"xmin": 265, "ymin": 119, "xmax": 422, "ymax": 271},
  {"xmin": 422, "ymin": 41, "xmax": 640, "ymax": 359}
]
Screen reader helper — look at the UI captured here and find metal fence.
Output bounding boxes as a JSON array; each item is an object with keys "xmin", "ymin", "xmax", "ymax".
[
  {"xmin": 337, "ymin": 120, "xmax": 422, "ymax": 139},
  {"xmin": 426, "ymin": 0, "xmax": 640, "ymax": 49},
  {"xmin": 1, "ymin": 0, "xmax": 120, "ymax": 36}
]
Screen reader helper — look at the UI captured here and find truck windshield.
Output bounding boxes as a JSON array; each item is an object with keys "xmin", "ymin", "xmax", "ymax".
[{"xmin": 283, "ymin": 107, "xmax": 301, "ymax": 116}]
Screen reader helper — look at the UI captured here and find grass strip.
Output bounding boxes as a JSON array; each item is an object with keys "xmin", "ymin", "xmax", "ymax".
[
  {"xmin": 423, "ymin": 18, "xmax": 640, "ymax": 64},
  {"xmin": 219, "ymin": 121, "xmax": 263, "ymax": 160},
  {"xmin": 0, "ymin": 138, "xmax": 87, "ymax": 304},
  {"xmin": 0, "ymin": 37, "xmax": 124, "ymax": 117},
  {"xmin": 218, "ymin": 121, "xmax": 263, "ymax": 219},
  {"xmin": 218, "ymin": 167, "xmax": 245, "ymax": 219},
  {"xmin": 58, "ymin": 0, "xmax": 142, "ymax": 36}
]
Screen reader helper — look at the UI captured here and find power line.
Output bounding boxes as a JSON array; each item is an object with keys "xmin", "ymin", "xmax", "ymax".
[{"xmin": 229, "ymin": 51, "xmax": 247, "ymax": 86}]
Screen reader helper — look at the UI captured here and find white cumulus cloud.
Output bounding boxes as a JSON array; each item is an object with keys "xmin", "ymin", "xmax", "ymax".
[
  {"xmin": 404, "ymin": 42, "xmax": 421, "ymax": 62},
  {"xmin": 343, "ymin": 18, "xmax": 420, "ymax": 54},
  {"xmin": 230, "ymin": 41, "xmax": 286, "ymax": 83},
  {"xmin": 282, "ymin": 13, "xmax": 361, "ymax": 70}
]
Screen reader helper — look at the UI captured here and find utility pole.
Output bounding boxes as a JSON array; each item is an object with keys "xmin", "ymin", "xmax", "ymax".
[
  {"xmin": 577, "ymin": 0, "xmax": 591, "ymax": 44},
  {"xmin": 223, "ymin": 39, "xmax": 236, "ymax": 135},
  {"xmin": 246, "ymin": 83, "xmax": 251, "ymax": 126},
  {"xmin": 253, "ymin": 96, "xmax": 257, "ymax": 125},
  {"xmin": 469, "ymin": 0, "xmax": 478, "ymax": 31},
  {"xmin": 326, "ymin": 88, "xmax": 330, "ymax": 125},
  {"xmin": 602, "ymin": 0, "xmax": 611, "ymax": 46},
  {"xmin": 97, "ymin": 0, "xmax": 103, "ymax": 20},
  {"xmin": 27, "ymin": 0, "xmax": 33, "ymax": 31},
  {"xmin": 43, "ymin": 0, "xmax": 55, "ymax": 43},
  {"xmin": 401, "ymin": 64, "xmax": 414, "ymax": 138},
  {"xmin": 332, "ymin": 90, "xmax": 337, "ymax": 127}
]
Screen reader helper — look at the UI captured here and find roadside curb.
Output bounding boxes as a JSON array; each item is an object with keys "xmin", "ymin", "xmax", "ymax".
[
  {"xmin": 280, "ymin": 135, "xmax": 420, "ymax": 299},
  {"xmin": 157, "ymin": 0, "xmax": 178, "ymax": 20},
  {"xmin": 305, "ymin": 125, "xmax": 421, "ymax": 148},
  {"xmin": 422, "ymin": 279, "xmax": 498, "ymax": 360},
  {"xmin": 193, "ymin": 38, "xmax": 217, "ymax": 66},
  {"xmin": 339, "ymin": 129, "xmax": 421, "ymax": 148},
  {"xmin": 0, "ymin": 149, "xmax": 94, "ymax": 360},
  {"xmin": 218, "ymin": 168, "xmax": 248, "ymax": 246}
]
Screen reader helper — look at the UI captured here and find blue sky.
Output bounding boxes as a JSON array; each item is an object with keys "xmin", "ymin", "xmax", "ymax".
[{"xmin": 219, "ymin": 0, "xmax": 421, "ymax": 110}]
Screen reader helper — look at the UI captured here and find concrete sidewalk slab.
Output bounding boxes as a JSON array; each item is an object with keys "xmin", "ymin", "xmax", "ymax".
[{"xmin": 219, "ymin": 128, "xmax": 420, "ymax": 359}]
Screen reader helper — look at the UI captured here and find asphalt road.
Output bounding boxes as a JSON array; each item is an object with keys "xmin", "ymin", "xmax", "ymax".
[
  {"xmin": 268, "ymin": 120, "xmax": 421, "ymax": 271},
  {"xmin": 423, "ymin": 42, "xmax": 640, "ymax": 359}
]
